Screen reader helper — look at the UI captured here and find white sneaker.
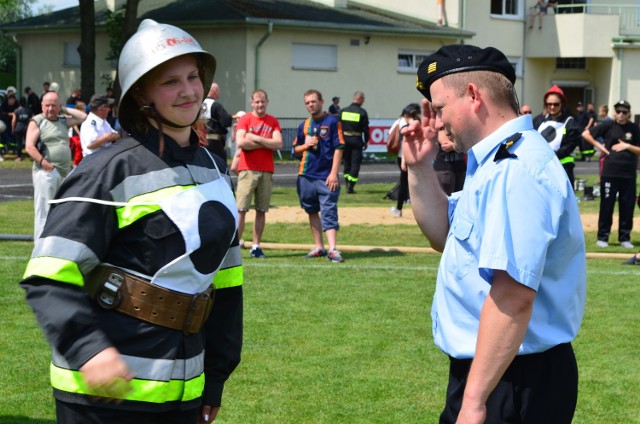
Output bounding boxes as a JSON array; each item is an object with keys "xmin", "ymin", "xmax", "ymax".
[
  {"xmin": 390, "ymin": 206, "xmax": 402, "ymax": 218},
  {"xmin": 620, "ymin": 241, "xmax": 635, "ymax": 249},
  {"xmin": 596, "ymin": 240, "xmax": 608, "ymax": 248}
]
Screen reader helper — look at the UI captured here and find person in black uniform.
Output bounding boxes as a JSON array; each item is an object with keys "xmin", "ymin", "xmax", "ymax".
[
  {"xmin": 340, "ymin": 91, "xmax": 369, "ymax": 193},
  {"xmin": 24, "ymin": 86, "xmax": 42, "ymax": 115},
  {"xmin": 203, "ymin": 82, "xmax": 232, "ymax": 161},
  {"xmin": 582, "ymin": 100, "xmax": 640, "ymax": 249},
  {"xmin": 576, "ymin": 102, "xmax": 596, "ymax": 161},
  {"xmin": 20, "ymin": 19, "xmax": 242, "ymax": 424}
]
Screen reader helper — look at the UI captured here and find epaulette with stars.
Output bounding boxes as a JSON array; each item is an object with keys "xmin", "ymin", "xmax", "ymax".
[{"xmin": 493, "ymin": 132, "xmax": 521, "ymax": 162}]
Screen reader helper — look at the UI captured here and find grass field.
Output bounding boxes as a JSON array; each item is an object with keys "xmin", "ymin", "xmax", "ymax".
[{"xmin": 0, "ymin": 180, "xmax": 639, "ymax": 423}]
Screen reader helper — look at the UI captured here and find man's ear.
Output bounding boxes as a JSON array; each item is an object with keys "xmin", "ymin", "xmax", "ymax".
[
  {"xmin": 466, "ymin": 82, "xmax": 483, "ymax": 111},
  {"xmin": 466, "ymin": 83, "xmax": 480, "ymax": 100}
]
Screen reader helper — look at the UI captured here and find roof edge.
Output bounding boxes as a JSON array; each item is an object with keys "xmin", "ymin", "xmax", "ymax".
[{"xmin": 239, "ymin": 17, "xmax": 474, "ymax": 38}]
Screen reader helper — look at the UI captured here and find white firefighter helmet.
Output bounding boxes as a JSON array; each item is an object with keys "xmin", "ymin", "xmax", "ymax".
[{"xmin": 118, "ymin": 19, "xmax": 216, "ymax": 132}]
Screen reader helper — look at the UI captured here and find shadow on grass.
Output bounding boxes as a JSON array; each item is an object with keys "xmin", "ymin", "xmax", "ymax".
[
  {"xmin": 338, "ymin": 250, "xmax": 408, "ymax": 260},
  {"xmin": 0, "ymin": 418, "xmax": 54, "ymax": 424},
  {"xmin": 247, "ymin": 249, "xmax": 409, "ymax": 260}
]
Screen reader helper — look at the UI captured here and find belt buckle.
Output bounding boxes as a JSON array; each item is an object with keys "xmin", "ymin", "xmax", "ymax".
[
  {"xmin": 97, "ymin": 272, "xmax": 123, "ymax": 309},
  {"xmin": 183, "ymin": 288, "xmax": 214, "ymax": 334}
]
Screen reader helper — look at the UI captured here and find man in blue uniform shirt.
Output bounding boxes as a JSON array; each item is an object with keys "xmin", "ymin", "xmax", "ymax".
[{"xmin": 405, "ymin": 44, "xmax": 587, "ymax": 423}]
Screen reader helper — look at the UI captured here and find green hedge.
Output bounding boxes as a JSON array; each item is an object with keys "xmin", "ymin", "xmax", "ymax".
[{"xmin": 0, "ymin": 70, "xmax": 17, "ymax": 91}]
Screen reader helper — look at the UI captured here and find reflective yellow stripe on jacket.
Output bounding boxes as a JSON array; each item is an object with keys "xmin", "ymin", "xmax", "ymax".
[
  {"xmin": 116, "ymin": 185, "xmax": 193, "ymax": 229},
  {"xmin": 23, "ymin": 257, "xmax": 84, "ymax": 287},
  {"xmin": 50, "ymin": 364, "xmax": 204, "ymax": 403},
  {"xmin": 341, "ymin": 111, "xmax": 361, "ymax": 122},
  {"xmin": 214, "ymin": 264, "xmax": 243, "ymax": 289}
]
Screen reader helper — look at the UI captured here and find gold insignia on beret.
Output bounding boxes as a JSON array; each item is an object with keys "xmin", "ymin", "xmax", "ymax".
[
  {"xmin": 427, "ymin": 62, "xmax": 437, "ymax": 74},
  {"xmin": 416, "ymin": 76, "xmax": 425, "ymax": 90}
]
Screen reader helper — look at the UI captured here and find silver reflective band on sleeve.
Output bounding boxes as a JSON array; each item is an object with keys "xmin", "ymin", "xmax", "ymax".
[
  {"xmin": 121, "ymin": 352, "xmax": 204, "ymax": 381},
  {"xmin": 219, "ymin": 244, "xmax": 242, "ymax": 270},
  {"xmin": 33, "ymin": 236, "xmax": 100, "ymax": 275}
]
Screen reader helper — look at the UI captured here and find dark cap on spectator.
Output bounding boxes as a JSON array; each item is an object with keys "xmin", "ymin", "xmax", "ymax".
[
  {"xmin": 332, "ymin": 96, "xmax": 340, "ymax": 101},
  {"xmin": 416, "ymin": 44, "xmax": 516, "ymax": 101},
  {"xmin": 89, "ymin": 94, "xmax": 115, "ymax": 108},
  {"xmin": 614, "ymin": 100, "xmax": 631, "ymax": 110},
  {"xmin": 576, "ymin": 101, "xmax": 583, "ymax": 106}
]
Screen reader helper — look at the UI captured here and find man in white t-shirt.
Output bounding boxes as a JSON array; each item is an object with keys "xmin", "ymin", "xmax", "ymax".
[{"xmin": 80, "ymin": 94, "xmax": 120, "ymax": 157}]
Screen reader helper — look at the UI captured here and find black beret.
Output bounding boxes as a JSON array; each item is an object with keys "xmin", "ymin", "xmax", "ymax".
[{"xmin": 416, "ymin": 44, "xmax": 516, "ymax": 101}]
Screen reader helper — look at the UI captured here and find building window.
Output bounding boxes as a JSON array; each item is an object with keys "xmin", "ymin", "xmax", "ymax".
[
  {"xmin": 292, "ymin": 43, "xmax": 337, "ymax": 71},
  {"xmin": 63, "ymin": 42, "xmax": 80, "ymax": 67},
  {"xmin": 398, "ymin": 51, "xmax": 431, "ymax": 73},
  {"xmin": 556, "ymin": 58, "xmax": 586, "ymax": 70},
  {"xmin": 508, "ymin": 57, "xmax": 523, "ymax": 78},
  {"xmin": 491, "ymin": 0, "xmax": 522, "ymax": 17}
]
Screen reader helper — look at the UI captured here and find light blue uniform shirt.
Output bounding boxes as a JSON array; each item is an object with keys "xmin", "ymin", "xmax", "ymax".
[{"xmin": 433, "ymin": 115, "xmax": 587, "ymax": 359}]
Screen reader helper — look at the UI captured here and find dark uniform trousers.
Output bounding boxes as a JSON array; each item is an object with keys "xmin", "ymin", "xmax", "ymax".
[
  {"xmin": 440, "ymin": 343, "xmax": 578, "ymax": 424},
  {"xmin": 56, "ymin": 400, "xmax": 199, "ymax": 424},
  {"xmin": 598, "ymin": 176, "xmax": 637, "ymax": 242},
  {"xmin": 343, "ymin": 136, "xmax": 364, "ymax": 184}
]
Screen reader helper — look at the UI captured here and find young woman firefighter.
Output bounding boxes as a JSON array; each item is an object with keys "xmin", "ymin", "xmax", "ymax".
[{"xmin": 20, "ymin": 20, "xmax": 242, "ymax": 423}]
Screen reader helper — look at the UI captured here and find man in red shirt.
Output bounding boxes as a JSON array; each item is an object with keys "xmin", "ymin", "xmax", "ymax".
[{"xmin": 235, "ymin": 89, "xmax": 283, "ymax": 258}]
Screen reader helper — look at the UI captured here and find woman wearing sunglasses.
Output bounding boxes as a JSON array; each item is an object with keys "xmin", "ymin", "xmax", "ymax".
[{"xmin": 532, "ymin": 84, "xmax": 583, "ymax": 186}]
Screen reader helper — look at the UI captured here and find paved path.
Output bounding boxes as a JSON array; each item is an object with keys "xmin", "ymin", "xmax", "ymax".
[
  {"xmin": 0, "ymin": 161, "xmax": 404, "ymax": 202},
  {"xmin": 0, "ymin": 159, "xmax": 600, "ymax": 203}
]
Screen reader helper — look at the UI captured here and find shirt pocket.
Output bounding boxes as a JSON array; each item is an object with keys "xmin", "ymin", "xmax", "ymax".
[
  {"xmin": 447, "ymin": 213, "xmax": 474, "ymax": 280},
  {"xmin": 139, "ymin": 213, "xmax": 184, "ymax": 268},
  {"xmin": 142, "ymin": 213, "xmax": 180, "ymax": 240}
]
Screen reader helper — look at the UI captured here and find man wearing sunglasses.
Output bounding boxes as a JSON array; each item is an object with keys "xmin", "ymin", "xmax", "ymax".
[
  {"xmin": 532, "ymin": 84, "xmax": 582, "ymax": 186},
  {"xmin": 582, "ymin": 100, "xmax": 640, "ymax": 249}
]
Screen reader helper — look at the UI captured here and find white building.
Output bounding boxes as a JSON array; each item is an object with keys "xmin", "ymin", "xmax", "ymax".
[{"xmin": 2, "ymin": 0, "xmax": 638, "ymax": 121}]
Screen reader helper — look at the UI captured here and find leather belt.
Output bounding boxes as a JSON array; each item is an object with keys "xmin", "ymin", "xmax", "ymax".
[
  {"xmin": 206, "ymin": 134, "xmax": 224, "ymax": 141},
  {"xmin": 85, "ymin": 266, "xmax": 215, "ymax": 334},
  {"xmin": 343, "ymin": 131, "xmax": 362, "ymax": 136}
]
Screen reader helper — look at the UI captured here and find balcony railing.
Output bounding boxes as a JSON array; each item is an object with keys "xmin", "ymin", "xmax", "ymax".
[{"xmin": 554, "ymin": 3, "xmax": 640, "ymax": 36}]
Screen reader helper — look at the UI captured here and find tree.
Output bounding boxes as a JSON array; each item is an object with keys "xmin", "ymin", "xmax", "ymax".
[
  {"xmin": 0, "ymin": 0, "xmax": 35, "ymax": 74},
  {"xmin": 113, "ymin": 0, "xmax": 139, "ymax": 100},
  {"xmin": 81, "ymin": 0, "xmax": 138, "ymax": 100},
  {"xmin": 93, "ymin": 0, "xmax": 138, "ymax": 98},
  {"xmin": 78, "ymin": 0, "xmax": 95, "ymax": 102},
  {"xmin": 0, "ymin": 0, "xmax": 140, "ymax": 99}
]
